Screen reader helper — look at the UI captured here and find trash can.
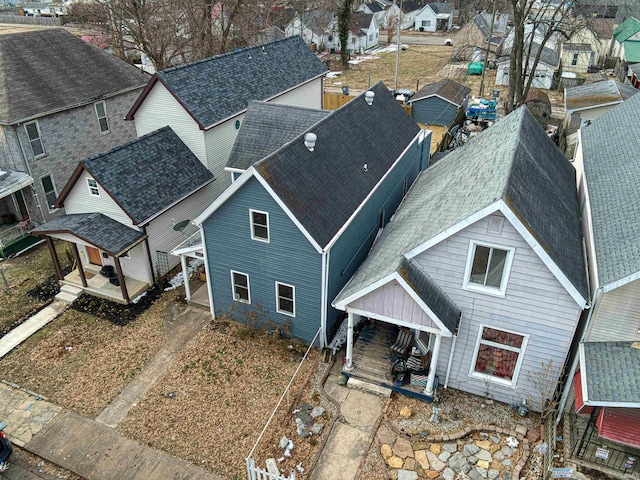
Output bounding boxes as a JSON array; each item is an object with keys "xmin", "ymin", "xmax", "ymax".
[{"xmin": 342, "ymin": 85, "xmax": 349, "ymax": 96}]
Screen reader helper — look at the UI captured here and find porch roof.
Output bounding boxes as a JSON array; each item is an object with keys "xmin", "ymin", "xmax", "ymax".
[
  {"xmin": 31, "ymin": 213, "xmax": 146, "ymax": 256},
  {"xmin": 0, "ymin": 170, "xmax": 33, "ymax": 199},
  {"xmin": 581, "ymin": 341, "xmax": 640, "ymax": 405}
]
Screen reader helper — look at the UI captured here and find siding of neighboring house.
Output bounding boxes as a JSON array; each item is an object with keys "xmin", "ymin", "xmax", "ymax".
[
  {"xmin": 203, "ymin": 116, "xmax": 244, "ymax": 198},
  {"xmin": 202, "ymin": 177, "xmax": 322, "ymax": 343},
  {"xmin": 132, "ymin": 82, "xmax": 207, "ymax": 164},
  {"xmin": 270, "ymin": 77, "xmax": 324, "ymax": 109},
  {"xmin": 413, "ymin": 214, "xmax": 582, "ymax": 405},
  {"xmin": 10, "ymin": 89, "xmax": 142, "ymax": 223},
  {"xmin": 497, "ymin": 61, "xmax": 555, "ymax": 89},
  {"xmin": 412, "ymin": 96, "xmax": 459, "ymax": 126},
  {"xmin": 326, "ymin": 135, "xmax": 425, "ymax": 335},
  {"xmin": 585, "ymin": 281, "xmax": 640, "ymax": 342},
  {"xmin": 415, "ymin": 8, "xmax": 438, "ymax": 32},
  {"xmin": 145, "ymin": 182, "xmax": 217, "ymax": 273},
  {"xmin": 561, "ymin": 49, "xmax": 594, "ymax": 74},
  {"xmin": 64, "ymin": 171, "xmax": 135, "ymax": 227}
]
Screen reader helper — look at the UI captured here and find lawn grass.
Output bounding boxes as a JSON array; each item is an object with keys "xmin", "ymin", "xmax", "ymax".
[{"xmin": 0, "ymin": 240, "xmax": 72, "ymax": 334}]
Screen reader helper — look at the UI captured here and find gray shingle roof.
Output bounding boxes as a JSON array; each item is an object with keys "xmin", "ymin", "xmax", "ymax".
[
  {"xmin": 499, "ymin": 41, "xmax": 559, "ymax": 67},
  {"xmin": 398, "ymin": 258, "xmax": 461, "ymax": 334},
  {"xmin": 32, "ymin": 213, "xmax": 145, "ymax": 255},
  {"xmin": 410, "ymin": 79, "xmax": 471, "ymax": 106},
  {"xmin": 365, "ymin": 2, "xmax": 384, "ymax": 12},
  {"xmin": 351, "ymin": 12, "xmax": 374, "ymax": 31},
  {"xmin": 428, "ymin": 2, "xmax": 453, "ymax": 15},
  {"xmin": 0, "ymin": 29, "xmax": 147, "ymax": 124},
  {"xmin": 77, "ymin": 127, "xmax": 214, "ymax": 225},
  {"xmin": 140, "ymin": 36, "xmax": 327, "ymax": 129},
  {"xmin": 226, "ymin": 101, "xmax": 329, "ymax": 171},
  {"xmin": 254, "ymin": 82, "xmax": 420, "ymax": 249},
  {"xmin": 582, "ymin": 93, "xmax": 640, "ymax": 286},
  {"xmin": 473, "ymin": 12, "xmax": 510, "ymax": 38},
  {"xmin": 335, "ymin": 106, "xmax": 588, "ymax": 305},
  {"xmin": 565, "ymin": 79, "xmax": 638, "ymax": 111},
  {"xmin": 583, "ymin": 342, "xmax": 640, "ymax": 404}
]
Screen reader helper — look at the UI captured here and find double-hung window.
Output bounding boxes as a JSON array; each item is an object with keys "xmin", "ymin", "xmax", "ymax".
[
  {"xmin": 87, "ymin": 178, "xmax": 100, "ymax": 197},
  {"xmin": 275, "ymin": 282, "xmax": 295, "ymax": 316},
  {"xmin": 463, "ymin": 241, "xmax": 514, "ymax": 296},
  {"xmin": 94, "ymin": 101, "xmax": 110, "ymax": 133},
  {"xmin": 250, "ymin": 209, "xmax": 269, "ymax": 242},
  {"xmin": 470, "ymin": 326, "xmax": 527, "ymax": 385},
  {"xmin": 24, "ymin": 120, "xmax": 45, "ymax": 158},
  {"xmin": 231, "ymin": 271, "xmax": 250, "ymax": 303},
  {"xmin": 41, "ymin": 174, "xmax": 58, "ymax": 211}
]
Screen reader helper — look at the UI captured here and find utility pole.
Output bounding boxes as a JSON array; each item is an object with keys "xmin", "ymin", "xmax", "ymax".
[{"xmin": 479, "ymin": 0, "xmax": 497, "ymax": 98}]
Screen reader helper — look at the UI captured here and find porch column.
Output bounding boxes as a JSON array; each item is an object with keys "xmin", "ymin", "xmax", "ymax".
[
  {"xmin": 424, "ymin": 333, "xmax": 442, "ymax": 396},
  {"xmin": 180, "ymin": 255, "xmax": 191, "ymax": 300},
  {"xmin": 70, "ymin": 242, "xmax": 87, "ymax": 288},
  {"xmin": 45, "ymin": 236, "xmax": 63, "ymax": 280},
  {"xmin": 345, "ymin": 311, "xmax": 355, "ymax": 370},
  {"xmin": 113, "ymin": 256, "xmax": 130, "ymax": 303}
]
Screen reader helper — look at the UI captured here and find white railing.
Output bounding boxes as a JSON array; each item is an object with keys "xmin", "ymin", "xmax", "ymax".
[
  {"xmin": 245, "ymin": 328, "xmax": 321, "ymax": 480},
  {"xmin": 0, "ymin": 221, "xmax": 31, "ymax": 248}
]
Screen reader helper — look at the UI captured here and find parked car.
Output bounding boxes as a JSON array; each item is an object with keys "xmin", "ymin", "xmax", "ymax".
[{"xmin": 0, "ymin": 421, "xmax": 12, "ymax": 473}]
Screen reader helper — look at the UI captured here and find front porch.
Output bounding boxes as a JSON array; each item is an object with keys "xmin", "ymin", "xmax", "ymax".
[
  {"xmin": 342, "ymin": 321, "xmax": 436, "ymax": 402},
  {"xmin": 62, "ymin": 264, "xmax": 149, "ymax": 305}
]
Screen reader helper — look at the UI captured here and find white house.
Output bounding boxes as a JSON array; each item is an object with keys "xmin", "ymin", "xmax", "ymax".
[
  {"xmin": 125, "ymin": 36, "xmax": 327, "ymax": 205},
  {"xmin": 496, "ymin": 42, "xmax": 559, "ymax": 89},
  {"xmin": 284, "ymin": 10, "xmax": 335, "ymax": 50},
  {"xmin": 414, "ymin": 2, "xmax": 453, "ymax": 32}
]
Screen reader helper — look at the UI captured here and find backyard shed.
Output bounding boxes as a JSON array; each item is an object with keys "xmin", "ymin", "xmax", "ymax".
[{"xmin": 409, "ymin": 79, "xmax": 471, "ymax": 127}]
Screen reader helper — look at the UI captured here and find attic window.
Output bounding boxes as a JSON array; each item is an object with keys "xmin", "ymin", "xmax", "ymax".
[
  {"xmin": 250, "ymin": 209, "xmax": 269, "ymax": 242},
  {"xmin": 487, "ymin": 215, "xmax": 504, "ymax": 235},
  {"xmin": 87, "ymin": 178, "xmax": 101, "ymax": 197}
]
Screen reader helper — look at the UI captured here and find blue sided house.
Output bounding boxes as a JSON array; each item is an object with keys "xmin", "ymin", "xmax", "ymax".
[{"xmin": 191, "ymin": 83, "xmax": 431, "ymax": 346}]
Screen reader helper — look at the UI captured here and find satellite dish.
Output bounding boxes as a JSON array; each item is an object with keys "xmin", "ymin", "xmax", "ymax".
[{"xmin": 173, "ymin": 219, "xmax": 190, "ymax": 232}]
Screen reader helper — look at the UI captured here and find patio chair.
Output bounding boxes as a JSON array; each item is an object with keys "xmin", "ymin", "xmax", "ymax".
[{"xmin": 390, "ymin": 328, "xmax": 412, "ymax": 359}]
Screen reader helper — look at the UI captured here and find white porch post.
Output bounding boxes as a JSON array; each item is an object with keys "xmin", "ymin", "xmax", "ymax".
[
  {"xmin": 345, "ymin": 311, "xmax": 355, "ymax": 370},
  {"xmin": 180, "ymin": 255, "xmax": 191, "ymax": 300},
  {"xmin": 424, "ymin": 333, "xmax": 442, "ymax": 396}
]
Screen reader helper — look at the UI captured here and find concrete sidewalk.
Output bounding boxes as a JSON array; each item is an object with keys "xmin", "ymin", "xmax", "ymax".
[{"xmin": 0, "ymin": 384, "xmax": 219, "ymax": 480}]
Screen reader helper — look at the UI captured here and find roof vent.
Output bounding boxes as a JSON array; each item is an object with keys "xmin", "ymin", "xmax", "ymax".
[
  {"xmin": 304, "ymin": 133, "xmax": 317, "ymax": 152},
  {"xmin": 363, "ymin": 163, "xmax": 368, "ymax": 171},
  {"xmin": 247, "ymin": 52, "xmax": 252, "ymax": 59},
  {"xmin": 365, "ymin": 91, "xmax": 375, "ymax": 105},
  {"xmin": 262, "ymin": 46, "xmax": 267, "ymax": 54}
]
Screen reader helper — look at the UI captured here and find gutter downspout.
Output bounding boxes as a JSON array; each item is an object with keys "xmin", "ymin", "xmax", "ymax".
[
  {"xmin": 320, "ymin": 249, "xmax": 329, "ymax": 348},
  {"xmin": 200, "ymin": 223, "xmax": 216, "ymax": 318},
  {"xmin": 445, "ymin": 335, "xmax": 457, "ymax": 388}
]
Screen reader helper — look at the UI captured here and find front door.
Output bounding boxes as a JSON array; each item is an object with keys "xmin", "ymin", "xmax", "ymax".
[
  {"xmin": 86, "ymin": 246, "xmax": 102, "ymax": 265},
  {"xmin": 13, "ymin": 190, "xmax": 29, "ymax": 221}
]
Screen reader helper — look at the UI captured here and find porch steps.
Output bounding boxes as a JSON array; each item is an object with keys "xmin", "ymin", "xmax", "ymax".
[
  {"xmin": 346, "ymin": 377, "xmax": 392, "ymax": 398},
  {"xmin": 55, "ymin": 284, "xmax": 84, "ymax": 304}
]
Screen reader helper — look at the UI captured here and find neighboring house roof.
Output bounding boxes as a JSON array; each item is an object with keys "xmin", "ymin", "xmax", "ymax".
[
  {"xmin": 196, "ymin": 82, "xmax": 421, "ymax": 252},
  {"xmin": 623, "ymin": 39, "xmax": 640, "ymax": 62},
  {"xmin": 31, "ymin": 213, "xmax": 146, "ymax": 256},
  {"xmin": 582, "ymin": 93, "xmax": 640, "ymax": 287},
  {"xmin": 299, "ymin": 10, "xmax": 335, "ymax": 33},
  {"xmin": 473, "ymin": 12, "xmax": 510, "ymax": 38},
  {"xmin": 563, "ymin": 42, "xmax": 593, "ymax": 51},
  {"xmin": 56, "ymin": 127, "xmax": 214, "ymax": 226},
  {"xmin": 587, "ymin": 17, "xmax": 614, "ymax": 39},
  {"xmin": 351, "ymin": 12, "xmax": 375, "ymax": 31},
  {"xmin": 397, "ymin": 257, "xmax": 461, "ymax": 334},
  {"xmin": 613, "ymin": 15, "xmax": 640, "ymax": 42},
  {"xmin": 23, "ymin": 2, "xmax": 48, "ymax": 8},
  {"xmin": 0, "ymin": 169, "xmax": 33, "ymax": 198},
  {"xmin": 399, "ymin": 0, "xmax": 419, "ymax": 13},
  {"xmin": 410, "ymin": 79, "xmax": 470, "ymax": 107},
  {"xmin": 126, "ymin": 36, "xmax": 327, "ymax": 129},
  {"xmin": 334, "ymin": 106, "xmax": 588, "ymax": 307},
  {"xmin": 0, "ymin": 29, "xmax": 148, "ymax": 125},
  {"xmin": 564, "ymin": 79, "xmax": 638, "ymax": 111},
  {"xmin": 629, "ymin": 62, "xmax": 640, "ymax": 75},
  {"xmin": 524, "ymin": 88, "xmax": 550, "ymax": 105},
  {"xmin": 226, "ymin": 101, "xmax": 329, "ymax": 171},
  {"xmin": 499, "ymin": 42, "xmax": 559, "ymax": 67},
  {"xmin": 365, "ymin": 2, "xmax": 384, "ymax": 12},
  {"xmin": 581, "ymin": 342, "xmax": 640, "ymax": 405},
  {"xmin": 427, "ymin": 2, "xmax": 453, "ymax": 15}
]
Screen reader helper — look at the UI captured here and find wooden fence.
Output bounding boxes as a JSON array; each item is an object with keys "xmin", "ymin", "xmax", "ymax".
[
  {"xmin": 0, "ymin": 14, "xmax": 62, "ymax": 26},
  {"xmin": 323, "ymin": 92, "xmax": 412, "ymax": 116}
]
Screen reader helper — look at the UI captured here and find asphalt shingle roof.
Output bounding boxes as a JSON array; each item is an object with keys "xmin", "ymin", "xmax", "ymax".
[
  {"xmin": 32, "ymin": 213, "xmax": 145, "ymax": 255},
  {"xmin": 428, "ymin": 2, "xmax": 453, "ymax": 15},
  {"xmin": 365, "ymin": 2, "xmax": 383, "ymax": 12},
  {"xmin": 78, "ymin": 127, "xmax": 214, "ymax": 225},
  {"xmin": 0, "ymin": 29, "xmax": 148, "ymax": 124},
  {"xmin": 499, "ymin": 41, "xmax": 558, "ymax": 67},
  {"xmin": 582, "ymin": 93, "xmax": 640, "ymax": 286},
  {"xmin": 145, "ymin": 36, "xmax": 327, "ymax": 129},
  {"xmin": 398, "ymin": 257, "xmax": 461, "ymax": 334},
  {"xmin": 254, "ymin": 82, "xmax": 420, "ymax": 249},
  {"xmin": 335, "ymin": 106, "xmax": 588, "ymax": 305},
  {"xmin": 410, "ymin": 79, "xmax": 471, "ymax": 106},
  {"xmin": 583, "ymin": 342, "xmax": 640, "ymax": 404},
  {"xmin": 565, "ymin": 79, "xmax": 638, "ymax": 111},
  {"xmin": 226, "ymin": 101, "xmax": 329, "ymax": 171}
]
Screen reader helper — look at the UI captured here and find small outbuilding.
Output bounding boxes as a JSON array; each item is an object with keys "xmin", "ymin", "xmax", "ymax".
[{"xmin": 409, "ymin": 79, "xmax": 471, "ymax": 127}]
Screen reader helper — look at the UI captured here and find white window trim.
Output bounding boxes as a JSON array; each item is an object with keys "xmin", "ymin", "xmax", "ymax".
[
  {"xmin": 275, "ymin": 281, "xmax": 295, "ymax": 317},
  {"xmin": 487, "ymin": 215, "xmax": 504, "ymax": 235},
  {"xmin": 462, "ymin": 240, "xmax": 515, "ymax": 297},
  {"xmin": 94, "ymin": 101, "xmax": 110, "ymax": 134},
  {"xmin": 230, "ymin": 270, "xmax": 251, "ymax": 304},
  {"xmin": 469, "ymin": 324, "xmax": 529, "ymax": 388},
  {"xmin": 86, "ymin": 177, "xmax": 101, "ymax": 198},
  {"xmin": 249, "ymin": 209, "xmax": 270, "ymax": 243},
  {"xmin": 40, "ymin": 173, "xmax": 58, "ymax": 213},
  {"xmin": 24, "ymin": 120, "xmax": 45, "ymax": 158}
]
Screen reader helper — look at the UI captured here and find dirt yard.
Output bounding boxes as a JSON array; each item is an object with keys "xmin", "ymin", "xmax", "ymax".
[{"xmin": 0, "ymin": 240, "xmax": 71, "ymax": 334}]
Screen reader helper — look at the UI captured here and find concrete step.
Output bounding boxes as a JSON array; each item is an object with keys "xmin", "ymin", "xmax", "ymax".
[
  {"xmin": 60, "ymin": 284, "xmax": 83, "ymax": 296},
  {"xmin": 55, "ymin": 291, "xmax": 80, "ymax": 304},
  {"xmin": 346, "ymin": 377, "xmax": 392, "ymax": 398}
]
